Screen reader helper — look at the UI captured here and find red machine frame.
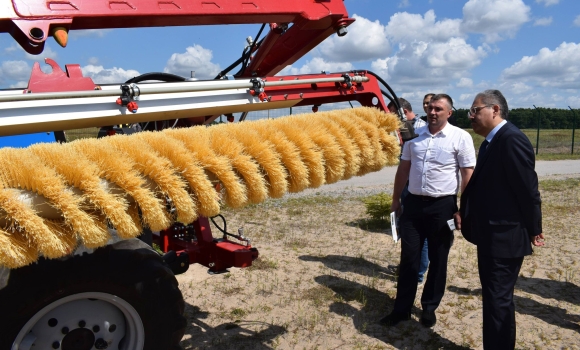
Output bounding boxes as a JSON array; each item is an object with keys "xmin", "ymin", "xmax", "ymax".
[
  {"xmin": 0, "ymin": 0, "xmax": 399, "ymax": 274},
  {"xmin": 1, "ymin": 0, "xmax": 353, "ymax": 77}
]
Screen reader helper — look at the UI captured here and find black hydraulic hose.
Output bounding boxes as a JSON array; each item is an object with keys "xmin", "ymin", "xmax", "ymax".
[
  {"xmin": 210, "ymin": 214, "xmax": 228, "ymax": 236},
  {"xmin": 124, "ymin": 72, "xmax": 186, "ymax": 84},
  {"xmin": 234, "ymin": 24, "xmax": 267, "ymax": 77},
  {"xmin": 352, "ymin": 69, "xmax": 403, "ymax": 119},
  {"xmin": 215, "ymin": 37, "xmax": 265, "ymax": 79},
  {"xmin": 381, "ymin": 89, "xmax": 396, "ymax": 106}
]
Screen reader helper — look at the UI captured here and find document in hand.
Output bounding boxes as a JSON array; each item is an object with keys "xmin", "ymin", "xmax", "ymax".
[{"xmin": 390, "ymin": 211, "xmax": 399, "ymax": 242}]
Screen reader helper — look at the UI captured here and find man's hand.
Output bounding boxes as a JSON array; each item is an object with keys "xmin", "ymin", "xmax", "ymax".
[
  {"xmin": 453, "ymin": 211, "xmax": 461, "ymax": 230},
  {"xmin": 390, "ymin": 200, "xmax": 402, "ymax": 217},
  {"xmin": 531, "ymin": 233, "xmax": 545, "ymax": 247}
]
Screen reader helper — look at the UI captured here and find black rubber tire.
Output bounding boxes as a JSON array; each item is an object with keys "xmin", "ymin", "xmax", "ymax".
[{"xmin": 0, "ymin": 239, "xmax": 186, "ymax": 350}]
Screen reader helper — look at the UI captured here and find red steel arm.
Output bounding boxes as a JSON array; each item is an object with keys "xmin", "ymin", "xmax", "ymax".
[{"xmin": 0, "ymin": 0, "xmax": 353, "ymax": 76}]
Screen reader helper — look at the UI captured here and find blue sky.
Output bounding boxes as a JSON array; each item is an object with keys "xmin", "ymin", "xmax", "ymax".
[{"xmin": 1, "ymin": 0, "xmax": 579, "ymax": 113}]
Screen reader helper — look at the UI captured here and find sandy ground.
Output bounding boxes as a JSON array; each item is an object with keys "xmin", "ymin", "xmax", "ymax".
[{"xmin": 176, "ymin": 165, "xmax": 580, "ymax": 350}]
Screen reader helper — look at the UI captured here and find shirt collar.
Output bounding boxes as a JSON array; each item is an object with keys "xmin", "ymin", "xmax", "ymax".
[
  {"xmin": 486, "ymin": 119, "xmax": 507, "ymax": 143},
  {"xmin": 419, "ymin": 121, "xmax": 451, "ymax": 137}
]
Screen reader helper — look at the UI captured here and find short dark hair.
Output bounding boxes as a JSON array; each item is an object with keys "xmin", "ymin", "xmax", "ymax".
[
  {"xmin": 475, "ymin": 89, "xmax": 509, "ymax": 120},
  {"xmin": 387, "ymin": 97, "xmax": 412, "ymax": 112},
  {"xmin": 424, "ymin": 93, "xmax": 435, "ymax": 100},
  {"xmin": 430, "ymin": 93, "xmax": 453, "ymax": 110}
]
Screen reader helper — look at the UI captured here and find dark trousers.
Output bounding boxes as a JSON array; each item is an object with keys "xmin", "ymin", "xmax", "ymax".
[
  {"xmin": 478, "ymin": 251, "xmax": 523, "ymax": 350},
  {"xmin": 393, "ymin": 194, "xmax": 455, "ymax": 314}
]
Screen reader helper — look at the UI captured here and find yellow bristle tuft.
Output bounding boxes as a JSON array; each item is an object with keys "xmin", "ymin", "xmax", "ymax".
[
  {"xmin": 316, "ymin": 113, "xmax": 361, "ymax": 180},
  {"xmin": 250, "ymin": 120, "xmax": 310, "ymax": 193},
  {"xmin": 289, "ymin": 114, "xmax": 346, "ymax": 184},
  {"xmin": 165, "ymin": 127, "xmax": 248, "ymax": 208},
  {"xmin": 28, "ymin": 142, "xmax": 141, "ymax": 239},
  {"xmin": 71, "ymin": 138, "xmax": 170, "ymax": 231},
  {"xmin": 0, "ymin": 228, "xmax": 37, "ymax": 268},
  {"xmin": 273, "ymin": 118, "xmax": 326, "ymax": 188},
  {"xmin": 134, "ymin": 132, "xmax": 219, "ymax": 218},
  {"xmin": 0, "ymin": 148, "xmax": 109, "ymax": 248},
  {"xmin": 107, "ymin": 135, "xmax": 197, "ymax": 225},
  {"xmin": 208, "ymin": 127, "xmax": 267, "ymax": 204},
  {"xmin": 218, "ymin": 123, "xmax": 288, "ymax": 198}
]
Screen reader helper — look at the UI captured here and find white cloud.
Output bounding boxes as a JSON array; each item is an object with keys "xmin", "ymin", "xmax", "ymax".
[
  {"xmin": 317, "ymin": 15, "xmax": 390, "ymax": 63},
  {"xmin": 574, "ymin": 15, "xmax": 580, "ymax": 27},
  {"xmin": 459, "ymin": 93, "xmax": 474, "ymax": 102},
  {"xmin": 385, "ymin": 10, "xmax": 463, "ymax": 43},
  {"xmin": 81, "ymin": 65, "xmax": 140, "ymax": 84},
  {"xmin": 398, "ymin": 0, "xmax": 410, "ymax": 8},
  {"xmin": 534, "ymin": 17, "xmax": 553, "ymax": 26},
  {"xmin": 279, "ymin": 57, "xmax": 353, "ymax": 76},
  {"xmin": 457, "ymin": 77, "xmax": 473, "ymax": 88},
  {"xmin": 567, "ymin": 95, "xmax": 580, "ymax": 106},
  {"xmin": 164, "ymin": 44, "xmax": 220, "ymax": 80},
  {"xmin": 501, "ymin": 42, "xmax": 580, "ymax": 89},
  {"xmin": 69, "ymin": 29, "xmax": 112, "ymax": 39},
  {"xmin": 0, "ymin": 60, "xmax": 32, "ymax": 83},
  {"xmin": 24, "ymin": 46, "xmax": 58, "ymax": 61},
  {"xmin": 502, "ymin": 81, "xmax": 533, "ymax": 94},
  {"xmin": 461, "ymin": 0, "xmax": 530, "ymax": 43},
  {"xmin": 535, "ymin": 0, "xmax": 559, "ymax": 6},
  {"xmin": 88, "ymin": 57, "xmax": 99, "ymax": 65},
  {"xmin": 371, "ymin": 38, "xmax": 487, "ymax": 88},
  {"xmin": 9, "ymin": 81, "xmax": 27, "ymax": 89}
]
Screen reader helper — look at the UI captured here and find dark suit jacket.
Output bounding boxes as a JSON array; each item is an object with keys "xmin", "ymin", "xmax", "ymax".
[{"xmin": 460, "ymin": 121, "xmax": 542, "ymax": 258}]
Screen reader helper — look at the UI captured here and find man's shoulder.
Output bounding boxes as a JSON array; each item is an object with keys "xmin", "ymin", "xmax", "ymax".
[{"xmin": 446, "ymin": 124, "xmax": 472, "ymax": 138}]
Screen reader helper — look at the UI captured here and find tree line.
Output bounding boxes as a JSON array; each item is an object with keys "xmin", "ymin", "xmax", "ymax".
[{"xmin": 451, "ymin": 108, "xmax": 580, "ymax": 129}]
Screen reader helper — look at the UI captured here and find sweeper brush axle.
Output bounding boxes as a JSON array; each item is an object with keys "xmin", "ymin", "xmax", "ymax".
[{"xmin": 0, "ymin": 107, "xmax": 400, "ymax": 268}]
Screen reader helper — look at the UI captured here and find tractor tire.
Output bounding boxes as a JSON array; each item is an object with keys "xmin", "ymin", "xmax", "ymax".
[{"xmin": 0, "ymin": 239, "xmax": 186, "ymax": 350}]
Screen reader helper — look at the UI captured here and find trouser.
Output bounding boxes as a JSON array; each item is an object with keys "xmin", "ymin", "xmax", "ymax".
[
  {"xmin": 418, "ymin": 239, "xmax": 429, "ymax": 282},
  {"xmin": 400, "ymin": 183, "xmax": 430, "ymax": 283},
  {"xmin": 393, "ymin": 194, "xmax": 456, "ymax": 314},
  {"xmin": 478, "ymin": 251, "xmax": 524, "ymax": 350}
]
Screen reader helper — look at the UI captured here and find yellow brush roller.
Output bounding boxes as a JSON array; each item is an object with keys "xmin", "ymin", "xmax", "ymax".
[
  {"xmin": 0, "ymin": 107, "xmax": 400, "ymax": 268},
  {"xmin": 106, "ymin": 135, "xmax": 196, "ymax": 225},
  {"xmin": 248, "ymin": 120, "xmax": 310, "ymax": 193},
  {"xmin": 165, "ymin": 127, "xmax": 249, "ymax": 208}
]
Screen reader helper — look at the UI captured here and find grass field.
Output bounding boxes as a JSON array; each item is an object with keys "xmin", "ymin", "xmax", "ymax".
[{"xmin": 176, "ymin": 176, "xmax": 580, "ymax": 349}]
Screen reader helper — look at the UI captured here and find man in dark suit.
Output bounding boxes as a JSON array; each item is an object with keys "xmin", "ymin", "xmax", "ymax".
[{"xmin": 459, "ymin": 89, "xmax": 544, "ymax": 350}]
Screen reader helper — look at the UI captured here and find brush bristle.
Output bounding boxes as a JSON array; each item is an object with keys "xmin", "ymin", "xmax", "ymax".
[{"xmin": 0, "ymin": 107, "xmax": 400, "ymax": 268}]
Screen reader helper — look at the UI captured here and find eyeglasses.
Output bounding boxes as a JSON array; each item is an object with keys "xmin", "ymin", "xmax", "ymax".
[{"xmin": 468, "ymin": 104, "xmax": 493, "ymax": 117}]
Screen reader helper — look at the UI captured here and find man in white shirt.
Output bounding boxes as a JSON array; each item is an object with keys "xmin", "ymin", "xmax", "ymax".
[{"xmin": 380, "ymin": 94, "xmax": 476, "ymax": 328}]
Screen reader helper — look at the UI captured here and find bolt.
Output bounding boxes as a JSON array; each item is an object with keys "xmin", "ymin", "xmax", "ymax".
[
  {"xmin": 93, "ymin": 325, "xmax": 100, "ymax": 333},
  {"xmin": 78, "ymin": 320, "xmax": 86, "ymax": 328},
  {"xmin": 48, "ymin": 318, "xmax": 58, "ymax": 327},
  {"xmin": 52, "ymin": 341, "xmax": 60, "ymax": 349},
  {"xmin": 109, "ymin": 324, "xmax": 117, "ymax": 333},
  {"xmin": 61, "ymin": 327, "xmax": 69, "ymax": 334},
  {"xmin": 336, "ymin": 26, "xmax": 348, "ymax": 37}
]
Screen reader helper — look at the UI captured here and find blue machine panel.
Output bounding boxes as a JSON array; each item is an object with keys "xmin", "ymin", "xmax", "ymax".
[{"xmin": 0, "ymin": 132, "xmax": 56, "ymax": 148}]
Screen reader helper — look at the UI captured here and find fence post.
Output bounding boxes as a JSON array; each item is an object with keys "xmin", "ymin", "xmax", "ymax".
[
  {"xmin": 570, "ymin": 106, "xmax": 577, "ymax": 155},
  {"xmin": 533, "ymin": 105, "xmax": 540, "ymax": 155},
  {"xmin": 290, "ymin": 107, "xmax": 292, "ymax": 115}
]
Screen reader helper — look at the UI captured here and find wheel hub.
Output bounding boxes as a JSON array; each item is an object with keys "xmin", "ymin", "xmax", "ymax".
[
  {"xmin": 12, "ymin": 292, "xmax": 144, "ymax": 350},
  {"xmin": 61, "ymin": 328, "xmax": 95, "ymax": 350}
]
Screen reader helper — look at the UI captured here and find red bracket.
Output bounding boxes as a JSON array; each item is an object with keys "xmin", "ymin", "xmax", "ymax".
[{"xmin": 26, "ymin": 58, "xmax": 97, "ymax": 93}]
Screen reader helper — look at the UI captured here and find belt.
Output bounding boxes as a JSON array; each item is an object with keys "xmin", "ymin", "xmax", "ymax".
[{"xmin": 410, "ymin": 194, "xmax": 452, "ymax": 201}]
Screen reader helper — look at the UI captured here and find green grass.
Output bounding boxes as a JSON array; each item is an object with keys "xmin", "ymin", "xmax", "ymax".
[{"xmin": 465, "ymin": 128, "xmax": 580, "ymax": 159}]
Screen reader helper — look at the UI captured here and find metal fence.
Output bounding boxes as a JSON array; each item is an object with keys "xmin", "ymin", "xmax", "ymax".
[{"xmin": 65, "ymin": 103, "xmax": 580, "ymax": 156}]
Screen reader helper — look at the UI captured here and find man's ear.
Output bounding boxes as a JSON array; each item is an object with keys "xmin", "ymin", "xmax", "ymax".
[{"xmin": 492, "ymin": 104, "xmax": 500, "ymax": 118}]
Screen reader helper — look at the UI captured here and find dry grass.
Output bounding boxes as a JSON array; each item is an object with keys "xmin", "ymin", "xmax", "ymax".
[{"xmin": 177, "ymin": 177, "xmax": 580, "ymax": 350}]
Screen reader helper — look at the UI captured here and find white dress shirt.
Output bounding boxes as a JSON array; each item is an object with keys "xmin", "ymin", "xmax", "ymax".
[{"xmin": 401, "ymin": 123, "xmax": 476, "ymax": 197}]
